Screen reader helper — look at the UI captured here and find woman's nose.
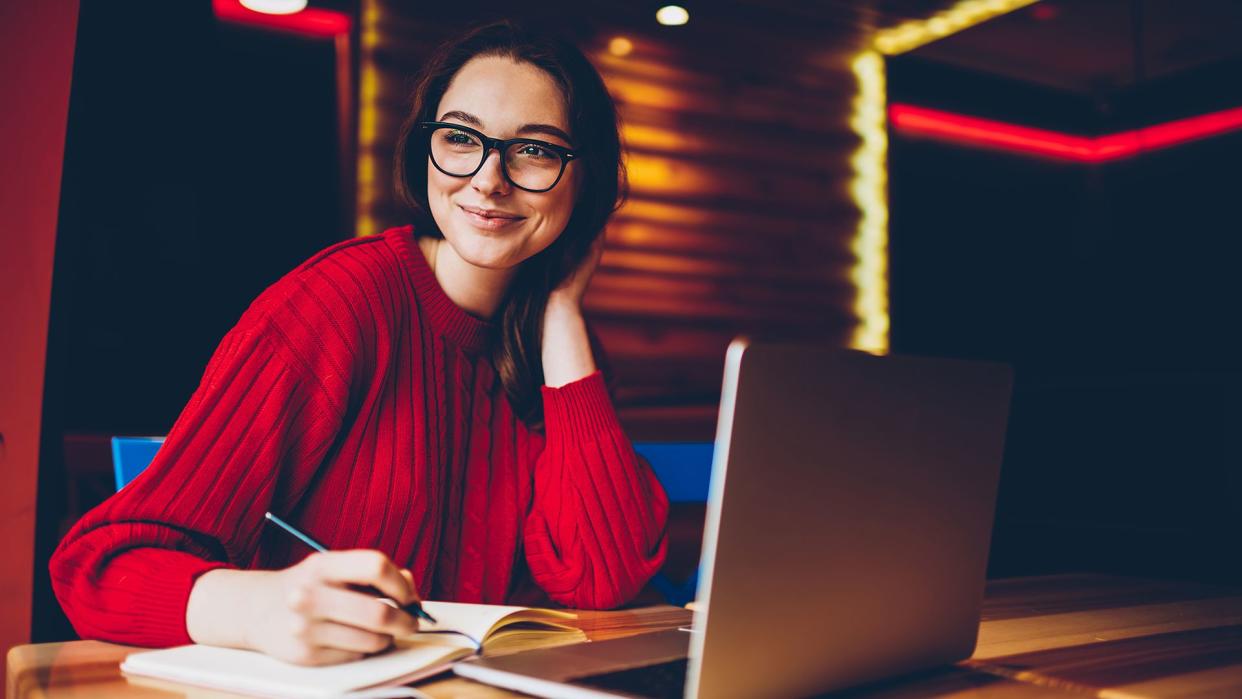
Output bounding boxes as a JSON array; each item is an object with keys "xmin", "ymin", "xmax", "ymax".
[{"xmin": 471, "ymin": 148, "xmax": 511, "ymax": 195}]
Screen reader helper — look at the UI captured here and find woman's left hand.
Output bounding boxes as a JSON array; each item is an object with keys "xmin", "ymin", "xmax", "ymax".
[
  {"xmin": 547, "ymin": 235, "xmax": 604, "ymax": 310},
  {"xmin": 541, "ymin": 235, "xmax": 603, "ymax": 386}
]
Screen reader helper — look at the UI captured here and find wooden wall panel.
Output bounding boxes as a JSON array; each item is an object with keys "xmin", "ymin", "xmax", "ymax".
[{"xmin": 358, "ymin": 1, "xmax": 957, "ymax": 431}]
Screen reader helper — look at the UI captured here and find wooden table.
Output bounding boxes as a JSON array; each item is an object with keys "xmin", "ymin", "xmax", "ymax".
[{"xmin": 9, "ymin": 575, "xmax": 1242, "ymax": 698}]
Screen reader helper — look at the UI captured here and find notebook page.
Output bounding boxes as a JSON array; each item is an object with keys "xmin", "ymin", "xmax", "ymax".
[
  {"xmin": 121, "ymin": 642, "xmax": 467, "ymax": 699},
  {"xmin": 415, "ymin": 601, "xmax": 576, "ymax": 642}
]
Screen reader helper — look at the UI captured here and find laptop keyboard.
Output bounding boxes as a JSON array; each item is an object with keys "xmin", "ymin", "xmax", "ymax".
[{"xmin": 572, "ymin": 658, "xmax": 689, "ymax": 699}]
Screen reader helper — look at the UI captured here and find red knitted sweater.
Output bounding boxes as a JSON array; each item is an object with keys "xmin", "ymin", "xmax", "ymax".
[{"xmin": 49, "ymin": 226, "xmax": 669, "ymax": 647}]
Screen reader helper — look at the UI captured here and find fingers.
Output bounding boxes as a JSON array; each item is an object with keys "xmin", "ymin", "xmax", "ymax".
[
  {"xmin": 305, "ymin": 550, "xmax": 417, "ymax": 605},
  {"xmin": 310, "ymin": 588, "xmax": 422, "ymax": 635},
  {"xmin": 306, "ymin": 620, "xmax": 395, "ymax": 656},
  {"xmin": 269, "ymin": 550, "xmax": 424, "ymax": 665},
  {"xmin": 290, "ymin": 584, "xmax": 419, "ymax": 638}
]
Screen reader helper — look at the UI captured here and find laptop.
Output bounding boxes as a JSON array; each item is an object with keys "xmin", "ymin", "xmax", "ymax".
[{"xmin": 454, "ymin": 340, "xmax": 1013, "ymax": 698}]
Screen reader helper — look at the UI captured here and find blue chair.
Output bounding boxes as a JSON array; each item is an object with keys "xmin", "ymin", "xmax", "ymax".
[
  {"xmin": 108, "ymin": 435, "xmax": 711, "ymax": 604},
  {"xmin": 110, "ymin": 437, "xmax": 715, "ymax": 499},
  {"xmin": 110, "ymin": 436, "xmax": 165, "ymax": 491},
  {"xmin": 633, "ymin": 441, "xmax": 713, "ymax": 606},
  {"xmin": 634, "ymin": 442, "xmax": 714, "ymax": 504}
]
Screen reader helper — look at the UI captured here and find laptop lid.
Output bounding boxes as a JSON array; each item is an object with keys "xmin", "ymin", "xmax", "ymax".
[
  {"xmin": 686, "ymin": 340, "xmax": 1012, "ymax": 698},
  {"xmin": 453, "ymin": 341, "xmax": 1013, "ymax": 699}
]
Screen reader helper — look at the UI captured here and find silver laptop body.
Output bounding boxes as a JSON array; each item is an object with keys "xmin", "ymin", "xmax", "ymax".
[{"xmin": 455, "ymin": 340, "xmax": 1013, "ymax": 698}]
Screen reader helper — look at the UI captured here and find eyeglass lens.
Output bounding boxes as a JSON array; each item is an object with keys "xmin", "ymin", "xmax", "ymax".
[{"xmin": 429, "ymin": 127, "xmax": 565, "ymax": 191}]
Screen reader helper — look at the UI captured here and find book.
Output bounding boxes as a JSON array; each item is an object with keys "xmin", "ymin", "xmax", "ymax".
[{"xmin": 120, "ymin": 601, "xmax": 586, "ymax": 698}]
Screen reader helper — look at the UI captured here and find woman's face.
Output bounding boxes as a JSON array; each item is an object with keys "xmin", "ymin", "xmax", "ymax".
[{"xmin": 426, "ymin": 55, "xmax": 579, "ymax": 271}]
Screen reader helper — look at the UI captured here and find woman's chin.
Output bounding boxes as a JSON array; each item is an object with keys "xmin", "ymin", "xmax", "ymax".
[{"xmin": 447, "ymin": 235, "xmax": 524, "ymax": 271}]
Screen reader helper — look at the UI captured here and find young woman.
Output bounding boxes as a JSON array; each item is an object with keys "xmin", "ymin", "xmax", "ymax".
[{"xmin": 50, "ymin": 21, "xmax": 668, "ymax": 666}]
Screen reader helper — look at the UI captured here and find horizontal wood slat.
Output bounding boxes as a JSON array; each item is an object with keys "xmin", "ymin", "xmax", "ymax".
[{"xmin": 605, "ymin": 220, "xmax": 855, "ymax": 264}]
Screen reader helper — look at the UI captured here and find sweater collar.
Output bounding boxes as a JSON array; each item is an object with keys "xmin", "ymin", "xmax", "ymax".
[{"xmin": 388, "ymin": 226, "xmax": 492, "ymax": 354}]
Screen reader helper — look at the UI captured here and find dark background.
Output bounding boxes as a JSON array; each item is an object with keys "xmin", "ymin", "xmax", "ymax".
[
  {"xmin": 34, "ymin": 1, "xmax": 347, "ymax": 641},
  {"xmin": 888, "ymin": 6, "xmax": 1242, "ymax": 585},
  {"xmin": 47, "ymin": 2, "xmax": 343, "ymax": 433}
]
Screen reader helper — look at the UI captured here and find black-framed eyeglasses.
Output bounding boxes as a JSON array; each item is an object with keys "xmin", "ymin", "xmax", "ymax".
[{"xmin": 417, "ymin": 121, "xmax": 578, "ymax": 193}]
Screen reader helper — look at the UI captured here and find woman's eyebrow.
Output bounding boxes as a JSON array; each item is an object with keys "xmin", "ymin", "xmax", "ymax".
[
  {"xmin": 439, "ymin": 110, "xmax": 483, "ymax": 127},
  {"xmin": 518, "ymin": 123, "xmax": 573, "ymax": 144},
  {"xmin": 439, "ymin": 111, "xmax": 572, "ymax": 144}
]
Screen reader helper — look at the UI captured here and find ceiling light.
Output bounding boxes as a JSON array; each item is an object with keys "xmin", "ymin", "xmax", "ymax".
[
  {"xmin": 656, "ymin": 5, "xmax": 689, "ymax": 26},
  {"xmin": 609, "ymin": 37, "xmax": 634, "ymax": 56},
  {"xmin": 239, "ymin": 0, "xmax": 308, "ymax": 15}
]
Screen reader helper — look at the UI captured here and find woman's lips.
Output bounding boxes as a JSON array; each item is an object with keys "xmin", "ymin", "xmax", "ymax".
[{"xmin": 459, "ymin": 205, "xmax": 525, "ymax": 230}]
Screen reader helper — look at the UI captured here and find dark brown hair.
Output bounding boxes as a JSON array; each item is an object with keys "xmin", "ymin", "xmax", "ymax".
[{"xmin": 393, "ymin": 20, "xmax": 625, "ymax": 426}]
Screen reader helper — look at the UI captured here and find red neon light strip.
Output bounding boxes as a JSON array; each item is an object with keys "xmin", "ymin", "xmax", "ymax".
[
  {"xmin": 212, "ymin": 0, "xmax": 350, "ymax": 38},
  {"xmin": 890, "ymin": 103, "xmax": 1242, "ymax": 162}
]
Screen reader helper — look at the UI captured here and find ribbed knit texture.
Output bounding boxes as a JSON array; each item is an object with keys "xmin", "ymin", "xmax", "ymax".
[{"xmin": 49, "ymin": 226, "xmax": 669, "ymax": 647}]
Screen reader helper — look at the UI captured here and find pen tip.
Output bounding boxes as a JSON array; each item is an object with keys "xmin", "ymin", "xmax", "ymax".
[{"xmin": 264, "ymin": 512, "xmax": 273, "ymax": 520}]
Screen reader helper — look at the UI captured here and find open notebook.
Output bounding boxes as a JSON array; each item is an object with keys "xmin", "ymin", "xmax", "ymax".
[{"xmin": 120, "ymin": 601, "xmax": 585, "ymax": 698}]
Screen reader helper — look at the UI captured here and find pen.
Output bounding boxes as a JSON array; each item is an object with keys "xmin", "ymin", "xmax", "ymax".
[{"xmin": 263, "ymin": 511, "xmax": 437, "ymax": 625}]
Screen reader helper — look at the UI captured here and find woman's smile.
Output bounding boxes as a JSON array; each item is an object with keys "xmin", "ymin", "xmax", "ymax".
[{"xmin": 458, "ymin": 203, "xmax": 526, "ymax": 231}]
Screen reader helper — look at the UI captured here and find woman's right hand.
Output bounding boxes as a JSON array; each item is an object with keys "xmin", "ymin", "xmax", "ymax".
[{"xmin": 187, "ymin": 550, "xmax": 421, "ymax": 665}]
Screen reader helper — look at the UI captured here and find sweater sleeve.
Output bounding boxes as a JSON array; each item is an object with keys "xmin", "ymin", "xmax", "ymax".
[
  {"xmin": 523, "ymin": 371, "xmax": 669, "ymax": 609},
  {"xmin": 48, "ymin": 306, "xmax": 346, "ymax": 647}
]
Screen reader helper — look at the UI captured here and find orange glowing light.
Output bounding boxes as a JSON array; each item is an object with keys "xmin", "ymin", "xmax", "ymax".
[
  {"xmin": 609, "ymin": 37, "xmax": 634, "ymax": 57},
  {"xmin": 605, "ymin": 76, "xmax": 691, "ymax": 111},
  {"xmin": 624, "ymin": 153, "xmax": 721, "ymax": 196},
  {"xmin": 616, "ymin": 200, "xmax": 712, "ymax": 227},
  {"xmin": 622, "ymin": 123, "xmax": 690, "ymax": 152}
]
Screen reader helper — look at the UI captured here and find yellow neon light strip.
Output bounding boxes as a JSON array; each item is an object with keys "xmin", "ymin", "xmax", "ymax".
[
  {"xmin": 849, "ymin": 50, "xmax": 889, "ymax": 353},
  {"xmin": 355, "ymin": 0, "xmax": 381, "ymax": 237},
  {"xmin": 848, "ymin": 0, "xmax": 1039, "ymax": 353},
  {"xmin": 875, "ymin": 0, "xmax": 1040, "ymax": 55}
]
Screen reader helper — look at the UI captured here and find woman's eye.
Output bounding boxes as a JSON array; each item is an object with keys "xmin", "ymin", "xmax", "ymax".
[
  {"xmin": 516, "ymin": 144, "xmax": 556, "ymax": 159},
  {"xmin": 444, "ymin": 131, "xmax": 479, "ymax": 147}
]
